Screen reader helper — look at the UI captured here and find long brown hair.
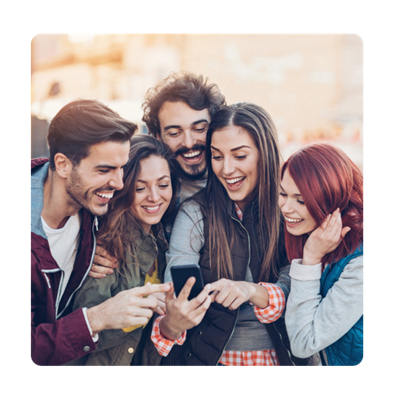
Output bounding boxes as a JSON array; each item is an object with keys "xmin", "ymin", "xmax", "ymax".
[
  {"xmin": 202, "ymin": 103, "xmax": 283, "ymax": 282},
  {"xmin": 96, "ymin": 135, "xmax": 179, "ymax": 274},
  {"xmin": 281, "ymin": 143, "xmax": 363, "ymax": 265}
]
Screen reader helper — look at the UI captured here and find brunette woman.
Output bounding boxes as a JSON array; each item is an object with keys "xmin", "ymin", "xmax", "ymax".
[
  {"xmin": 66, "ymin": 135, "xmax": 178, "ymax": 366},
  {"xmin": 279, "ymin": 143, "xmax": 363, "ymax": 366},
  {"xmin": 151, "ymin": 103, "xmax": 308, "ymax": 366}
]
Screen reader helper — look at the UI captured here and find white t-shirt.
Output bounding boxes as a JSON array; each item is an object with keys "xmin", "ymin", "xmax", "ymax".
[
  {"xmin": 41, "ymin": 214, "xmax": 80, "ymax": 297},
  {"xmin": 41, "ymin": 214, "xmax": 98, "ymax": 341}
]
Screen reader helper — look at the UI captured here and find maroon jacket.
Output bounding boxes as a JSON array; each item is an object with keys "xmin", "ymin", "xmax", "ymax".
[{"xmin": 31, "ymin": 158, "xmax": 97, "ymax": 365}]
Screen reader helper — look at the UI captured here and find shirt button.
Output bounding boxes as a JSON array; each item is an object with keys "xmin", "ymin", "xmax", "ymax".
[
  {"xmin": 83, "ymin": 346, "xmax": 91, "ymax": 352},
  {"xmin": 128, "ymin": 347, "xmax": 134, "ymax": 354}
]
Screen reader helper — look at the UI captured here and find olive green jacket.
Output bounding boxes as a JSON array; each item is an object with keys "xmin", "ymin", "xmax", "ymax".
[{"xmin": 65, "ymin": 223, "xmax": 168, "ymax": 366}]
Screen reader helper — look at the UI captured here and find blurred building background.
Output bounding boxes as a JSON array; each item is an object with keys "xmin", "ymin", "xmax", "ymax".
[{"xmin": 31, "ymin": 34, "xmax": 362, "ymax": 169}]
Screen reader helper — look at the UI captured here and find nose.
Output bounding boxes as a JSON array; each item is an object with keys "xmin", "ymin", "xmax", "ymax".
[
  {"xmin": 280, "ymin": 197, "xmax": 294, "ymax": 213},
  {"xmin": 222, "ymin": 157, "xmax": 235, "ymax": 176},
  {"xmin": 110, "ymin": 168, "xmax": 124, "ymax": 191},
  {"xmin": 182, "ymin": 130, "xmax": 196, "ymax": 149},
  {"xmin": 147, "ymin": 186, "xmax": 161, "ymax": 202}
]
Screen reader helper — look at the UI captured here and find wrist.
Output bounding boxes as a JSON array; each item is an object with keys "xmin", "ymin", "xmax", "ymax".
[
  {"xmin": 86, "ymin": 305, "xmax": 105, "ymax": 336},
  {"xmin": 159, "ymin": 315, "xmax": 183, "ymax": 341}
]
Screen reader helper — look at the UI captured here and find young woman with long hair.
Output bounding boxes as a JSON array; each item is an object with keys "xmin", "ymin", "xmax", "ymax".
[
  {"xmin": 65, "ymin": 135, "xmax": 178, "ymax": 366},
  {"xmin": 279, "ymin": 143, "xmax": 363, "ymax": 366},
  {"xmin": 151, "ymin": 103, "xmax": 308, "ymax": 366}
]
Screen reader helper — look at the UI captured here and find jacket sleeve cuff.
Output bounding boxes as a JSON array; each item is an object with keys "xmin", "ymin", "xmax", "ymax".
[{"xmin": 289, "ymin": 259, "xmax": 323, "ymax": 281}]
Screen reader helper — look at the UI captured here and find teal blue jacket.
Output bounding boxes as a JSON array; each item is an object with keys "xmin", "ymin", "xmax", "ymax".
[{"xmin": 320, "ymin": 245, "xmax": 363, "ymax": 366}]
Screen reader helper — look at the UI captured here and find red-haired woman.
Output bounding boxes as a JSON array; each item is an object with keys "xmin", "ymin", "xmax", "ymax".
[{"xmin": 278, "ymin": 143, "xmax": 363, "ymax": 366}]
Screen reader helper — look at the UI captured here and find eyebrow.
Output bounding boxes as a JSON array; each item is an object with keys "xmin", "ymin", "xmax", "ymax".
[
  {"xmin": 95, "ymin": 164, "xmax": 117, "ymax": 170},
  {"xmin": 164, "ymin": 119, "xmax": 209, "ymax": 131},
  {"xmin": 137, "ymin": 175, "xmax": 170, "ymax": 183},
  {"xmin": 210, "ymin": 145, "xmax": 252, "ymax": 152}
]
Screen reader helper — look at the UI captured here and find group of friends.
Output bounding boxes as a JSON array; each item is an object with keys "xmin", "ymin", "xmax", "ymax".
[{"xmin": 31, "ymin": 71, "xmax": 363, "ymax": 366}]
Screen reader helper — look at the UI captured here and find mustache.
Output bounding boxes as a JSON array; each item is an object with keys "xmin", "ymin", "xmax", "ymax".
[{"xmin": 174, "ymin": 143, "xmax": 206, "ymax": 158}]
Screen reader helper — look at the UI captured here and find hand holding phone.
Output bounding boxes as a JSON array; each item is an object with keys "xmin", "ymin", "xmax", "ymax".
[{"xmin": 170, "ymin": 264, "xmax": 204, "ymax": 301}]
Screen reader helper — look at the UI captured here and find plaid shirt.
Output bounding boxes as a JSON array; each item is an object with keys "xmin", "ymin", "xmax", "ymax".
[{"xmin": 151, "ymin": 203, "xmax": 285, "ymax": 365}]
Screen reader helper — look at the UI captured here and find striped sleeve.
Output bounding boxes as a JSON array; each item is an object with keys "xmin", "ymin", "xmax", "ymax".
[{"xmin": 252, "ymin": 282, "xmax": 285, "ymax": 323}]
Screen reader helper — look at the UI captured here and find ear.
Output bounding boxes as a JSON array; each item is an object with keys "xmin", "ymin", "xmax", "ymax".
[{"xmin": 54, "ymin": 153, "xmax": 73, "ymax": 179}]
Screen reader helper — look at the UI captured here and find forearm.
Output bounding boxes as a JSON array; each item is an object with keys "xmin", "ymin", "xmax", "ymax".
[{"xmin": 285, "ymin": 257, "xmax": 363, "ymax": 358}]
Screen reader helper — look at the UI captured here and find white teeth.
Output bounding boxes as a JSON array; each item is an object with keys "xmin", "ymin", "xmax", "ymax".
[
  {"xmin": 182, "ymin": 150, "xmax": 201, "ymax": 158},
  {"xmin": 226, "ymin": 177, "xmax": 244, "ymax": 184},
  {"xmin": 143, "ymin": 205, "xmax": 160, "ymax": 211},
  {"xmin": 96, "ymin": 192, "xmax": 113, "ymax": 199},
  {"xmin": 285, "ymin": 217, "xmax": 303, "ymax": 223}
]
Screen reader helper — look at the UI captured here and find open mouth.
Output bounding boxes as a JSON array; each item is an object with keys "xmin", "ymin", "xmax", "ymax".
[
  {"xmin": 284, "ymin": 216, "xmax": 304, "ymax": 227},
  {"xmin": 225, "ymin": 176, "xmax": 245, "ymax": 191},
  {"xmin": 141, "ymin": 204, "xmax": 162, "ymax": 214},
  {"xmin": 95, "ymin": 191, "xmax": 114, "ymax": 203},
  {"xmin": 179, "ymin": 150, "xmax": 204, "ymax": 163}
]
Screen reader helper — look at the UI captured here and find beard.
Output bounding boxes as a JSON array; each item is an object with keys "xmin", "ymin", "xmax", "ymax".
[
  {"xmin": 65, "ymin": 167, "xmax": 112, "ymax": 216},
  {"xmin": 174, "ymin": 143, "xmax": 207, "ymax": 181}
]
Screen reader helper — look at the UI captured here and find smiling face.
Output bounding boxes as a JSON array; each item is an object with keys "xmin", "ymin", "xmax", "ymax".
[
  {"xmin": 278, "ymin": 170, "xmax": 318, "ymax": 235},
  {"xmin": 130, "ymin": 155, "xmax": 173, "ymax": 233},
  {"xmin": 211, "ymin": 125, "xmax": 260, "ymax": 210},
  {"xmin": 157, "ymin": 101, "xmax": 210, "ymax": 179},
  {"xmin": 65, "ymin": 141, "xmax": 130, "ymax": 216}
]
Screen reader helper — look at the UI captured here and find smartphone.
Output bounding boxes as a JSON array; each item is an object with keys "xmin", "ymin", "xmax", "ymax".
[{"xmin": 170, "ymin": 264, "xmax": 205, "ymax": 301}]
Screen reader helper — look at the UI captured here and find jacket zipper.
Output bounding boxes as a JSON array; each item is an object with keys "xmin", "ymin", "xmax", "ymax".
[{"xmin": 56, "ymin": 216, "xmax": 98, "ymax": 319}]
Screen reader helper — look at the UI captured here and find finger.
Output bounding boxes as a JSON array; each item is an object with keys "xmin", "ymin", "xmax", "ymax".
[
  {"xmin": 229, "ymin": 296, "xmax": 245, "ymax": 310},
  {"xmin": 165, "ymin": 284, "xmax": 176, "ymax": 302},
  {"xmin": 177, "ymin": 277, "xmax": 196, "ymax": 301},
  {"xmin": 189, "ymin": 283, "xmax": 213, "ymax": 310},
  {"xmin": 91, "ymin": 263, "xmax": 114, "ymax": 275},
  {"xmin": 88, "ymin": 271, "xmax": 107, "ymax": 279},
  {"xmin": 209, "ymin": 290, "xmax": 219, "ymax": 302},
  {"xmin": 341, "ymin": 226, "xmax": 351, "ymax": 238},
  {"xmin": 209, "ymin": 279, "xmax": 224, "ymax": 293},
  {"xmin": 95, "ymin": 244, "xmax": 117, "ymax": 262},
  {"xmin": 131, "ymin": 282, "xmax": 172, "ymax": 297},
  {"xmin": 94, "ymin": 254, "xmax": 117, "ymax": 269},
  {"xmin": 190, "ymin": 295, "xmax": 212, "ymax": 322},
  {"xmin": 319, "ymin": 213, "xmax": 332, "ymax": 231}
]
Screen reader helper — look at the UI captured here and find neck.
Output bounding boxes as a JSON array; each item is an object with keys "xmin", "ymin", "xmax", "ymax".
[{"xmin": 41, "ymin": 169, "xmax": 81, "ymax": 229}]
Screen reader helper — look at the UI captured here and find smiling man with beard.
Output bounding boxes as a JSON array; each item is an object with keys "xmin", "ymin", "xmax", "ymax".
[
  {"xmin": 142, "ymin": 71, "xmax": 226, "ymax": 238},
  {"xmin": 31, "ymin": 99, "xmax": 171, "ymax": 365}
]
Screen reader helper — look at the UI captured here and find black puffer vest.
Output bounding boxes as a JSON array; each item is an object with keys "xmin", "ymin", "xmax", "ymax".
[{"xmin": 161, "ymin": 190, "xmax": 309, "ymax": 366}]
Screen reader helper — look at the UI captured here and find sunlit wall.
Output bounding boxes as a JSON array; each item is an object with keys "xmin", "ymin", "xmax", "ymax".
[{"xmin": 31, "ymin": 34, "xmax": 362, "ymax": 169}]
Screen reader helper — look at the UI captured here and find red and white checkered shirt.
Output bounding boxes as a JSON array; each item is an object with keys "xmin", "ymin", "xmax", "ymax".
[
  {"xmin": 151, "ymin": 282, "xmax": 285, "ymax": 365},
  {"xmin": 150, "ymin": 203, "xmax": 285, "ymax": 365}
]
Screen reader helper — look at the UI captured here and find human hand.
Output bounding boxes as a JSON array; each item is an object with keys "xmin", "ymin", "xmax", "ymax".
[
  {"xmin": 148, "ymin": 292, "xmax": 167, "ymax": 316},
  {"xmin": 89, "ymin": 243, "xmax": 118, "ymax": 278},
  {"xmin": 303, "ymin": 208, "xmax": 351, "ymax": 266},
  {"xmin": 159, "ymin": 278, "xmax": 213, "ymax": 340},
  {"xmin": 209, "ymin": 279, "xmax": 258, "ymax": 310},
  {"xmin": 87, "ymin": 282, "xmax": 172, "ymax": 335}
]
